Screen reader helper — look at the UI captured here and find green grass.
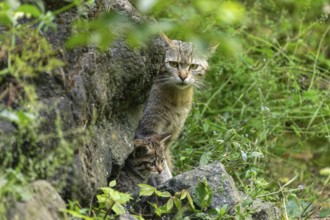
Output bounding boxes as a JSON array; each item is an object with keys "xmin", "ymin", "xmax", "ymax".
[{"xmin": 173, "ymin": 0, "xmax": 330, "ymax": 218}]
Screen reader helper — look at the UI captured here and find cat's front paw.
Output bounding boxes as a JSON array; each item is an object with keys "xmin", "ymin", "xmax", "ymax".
[{"xmin": 155, "ymin": 169, "xmax": 172, "ymax": 186}]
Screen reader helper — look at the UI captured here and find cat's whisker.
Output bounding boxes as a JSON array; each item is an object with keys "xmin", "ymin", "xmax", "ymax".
[
  {"xmin": 155, "ymin": 77, "xmax": 170, "ymax": 83},
  {"xmin": 155, "ymin": 80, "xmax": 171, "ymax": 89},
  {"xmin": 155, "ymin": 76, "xmax": 178, "ymax": 89},
  {"xmin": 194, "ymin": 81, "xmax": 208, "ymax": 90},
  {"xmin": 155, "ymin": 76, "xmax": 174, "ymax": 83}
]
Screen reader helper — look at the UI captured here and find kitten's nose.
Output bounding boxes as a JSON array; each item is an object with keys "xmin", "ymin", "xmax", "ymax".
[
  {"xmin": 179, "ymin": 70, "xmax": 188, "ymax": 81},
  {"xmin": 156, "ymin": 166, "xmax": 163, "ymax": 173}
]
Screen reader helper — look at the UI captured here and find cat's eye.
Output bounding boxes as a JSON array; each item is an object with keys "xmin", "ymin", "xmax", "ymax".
[
  {"xmin": 190, "ymin": 64, "xmax": 199, "ymax": 70},
  {"xmin": 151, "ymin": 160, "xmax": 156, "ymax": 166},
  {"xmin": 168, "ymin": 61, "xmax": 179, "ymax": 68}
]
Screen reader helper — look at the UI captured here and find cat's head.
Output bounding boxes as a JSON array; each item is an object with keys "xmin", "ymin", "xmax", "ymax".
[
  {"xmin": 158, "ymin": 33, "xmax": 211, "ymax": 90},
  {"xmin": 132, "ymin": 134, "xmax": 171, "ymax": 175}
]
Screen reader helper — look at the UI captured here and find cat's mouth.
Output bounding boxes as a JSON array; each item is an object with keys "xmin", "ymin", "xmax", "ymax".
[{"xmin": 175, "ymin": 82, "xmax": 191, "ymax": 89}]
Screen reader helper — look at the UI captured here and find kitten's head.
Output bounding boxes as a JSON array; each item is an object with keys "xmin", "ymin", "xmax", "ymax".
[
  {"xmin": 131, "ymin": 134, "xmax": 171, "ymax": 176},
  {"xmin": 158, "ymin": 34, "xmax": 210, "ymax": 90}
]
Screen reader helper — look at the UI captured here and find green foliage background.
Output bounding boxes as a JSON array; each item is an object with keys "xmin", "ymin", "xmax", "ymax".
[{"xmin": 169, "ymin": 0, "xmax": 330, "ymax": 218}]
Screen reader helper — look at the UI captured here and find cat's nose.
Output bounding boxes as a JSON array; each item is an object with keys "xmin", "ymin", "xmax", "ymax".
[{"xmin": 179, "ymin": 71, "xmax": 188, "ymax": 81}]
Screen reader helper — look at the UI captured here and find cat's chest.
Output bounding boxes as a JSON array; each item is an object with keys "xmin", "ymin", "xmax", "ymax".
[
  {"xmin": 165, "ymin": 105, "xmax": 191, "ymax": 132},
  {"xmin": 171, "ymin": 106, "xmax": 190, "ymax": 121}
]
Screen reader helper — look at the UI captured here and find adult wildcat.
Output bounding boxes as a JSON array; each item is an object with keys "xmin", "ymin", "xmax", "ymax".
[{"xmin": 134, "ymin": 34, "xmax": 211, "ymax": 185}]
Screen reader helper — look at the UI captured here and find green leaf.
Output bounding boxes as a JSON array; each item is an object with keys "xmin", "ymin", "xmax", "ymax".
[
  {"xmin": 96, "ymin": 194, "xmax": 105, "ymax": 205},
  {"xmin": 193, "ymin": 178, "xmax": 212, "ymax": 209},
  {"xmin": 218, "ymin": 204, "xmax": 227, "ymax": 216},
  {"xmin": 319, "ymin": 167, "xmax": 330, "ymax": 176},
  {"xmin": 116, "ymin": 192, "xmax": 132, "ymax": 204},
  {"xmin": 16, "ymin": 111, "xmax": 35, "ymax": 127},
  {"xmin": 138, "ymin": 184, "xmax": 156, "ymax": 196},
  {"xmin": 0, "ymin": 13, "xmax": 12, "ymax": 26},
  {"xmin": 199, "ymin": 152, "xmax": 211, "ymax": 166},
  {"xmin": 151, "ymin": 199, "xmax": 174, "ymax": 216},
  {"xmin": 64, "ymin": 210, "xmax": 94, "ymax": 220},
  {"xmin": 15, "ymin": 4, "xmax": 41, "ymax": 17},
  {"xmin": 112, "ymin": 203, "xmax": 126, "ymax": 215},
  {"xmin": 180, "ymin": 190, "xmax": 187, "ymax": 200},
  {"xmin": 155, "ymin": 190, "xmax": 171, "ymax": 198},
  {"xmin": 150, "ymin": 203, "xmax": 162, "ymax": 216},
  {"xmin": 319, "ymin": 209, "xmax": 330, "ymax": 218},
  {"xmin": 111, "ymin": 190, "xmax": 123, "ymax": 201},
  {"xmin": 99, "ymin": 187, "xmax": 112, "ymax": 194},
  {"xmin": 285, "ymin": 199, "xmax": 311, "ymax": 218},
  {"xmin": 186, "ymin": 191, "xmax": 195, "ymax": 210},
  {"xmin": 109, "ymin": 180, "xmax": 116, "ymax": 187},
  {"xmin": 166, "ymin": 198, "xmax": 174, "ymax": 211},
  {"xmin": 173, "ymin": 197, "xmax": 181, "ymax": 209}
]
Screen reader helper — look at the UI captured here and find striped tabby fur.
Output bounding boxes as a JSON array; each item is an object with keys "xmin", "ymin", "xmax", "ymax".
[
  {"xmin": 134, "ymin": 34, "xmax": 210, "ymax": 185},
  {"xmin": 115, "ymin": 134, "xmax": 171, "ymax": 193}
]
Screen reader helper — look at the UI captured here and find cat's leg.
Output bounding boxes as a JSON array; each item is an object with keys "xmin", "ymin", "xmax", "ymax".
[
  {"xmin": 147, "ymin": 172, "xmax": 158, "ymax": 187},
  {"xmin": 147, "ymin": 161, "xmax": 172, "ymax": 187},
  {"xmin": 155, "ymin": 160, "xmax": 172, "ymax": 186}
]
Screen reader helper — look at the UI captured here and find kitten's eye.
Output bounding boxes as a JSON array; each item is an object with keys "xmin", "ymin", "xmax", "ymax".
[
  {"xmin": 189, "ymin": 64, "xmax": 199, "ymax": 70},
  {"xmin": 169, "ymin": 61, "xmax": 179, "ymax": 68},
  {"xmin": 151, "ymin": 160, "xmax": 156, "ymax": 166}
]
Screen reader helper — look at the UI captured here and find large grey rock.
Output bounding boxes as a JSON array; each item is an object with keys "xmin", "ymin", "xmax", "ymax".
[
  {"xmin": 160, "ymin": 162, "xmax": 282, "ymax": 219},
  {"xmin": 6, "ymin": 180, "xmax": 66, "ymax": 220},
  {"xmin": 46, "ymin": 0, "xmax": 166, "ymax": 201},
  {"xmin": 161, "ymin": 161, "xmax": 241, "ymax": 209},
  {"xmin": 49, "ymin": 0, "xmax": 166, "ymax": 201},
  {"xmin": 0, "ymin": 0, "xmax": 164, "ymax": 206}
]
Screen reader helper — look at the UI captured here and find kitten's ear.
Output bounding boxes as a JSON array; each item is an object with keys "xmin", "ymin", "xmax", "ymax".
[
  {"xmin": 160, "ymin": 32, "xmax": 177, "ymax": 48},
  {"xmin": 133, "ymin": 144, "xmax": 151, "ymax": 157},
  {"xmin": 133, "ymin": 139, "xmax": 150, "ymax": 157},
  {"xmin": 133, "ymin": 138, "xmax": 147, "ymax": 147},
  {"xmin": 159, "ymin": 133, "xmax": 171, "ymax": 144}
]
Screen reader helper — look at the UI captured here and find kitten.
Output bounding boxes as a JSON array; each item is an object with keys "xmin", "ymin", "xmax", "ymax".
[
  {"xmin": 134, "ymin": 34, "xmax": 211, "ymax": 185},
  {"xmin": 115, "ymin": 133, "xmax": 171, "ymax": 194}
]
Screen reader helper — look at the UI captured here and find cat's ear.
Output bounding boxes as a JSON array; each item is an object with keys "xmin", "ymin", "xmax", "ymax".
[
  {"xmin": 208, "ymin": 43, "xmax": 219, "ymax": 56},
  {"xmin": 159, "ymin": 133, "xmax": 171, "ymax": 144},
  {"xmin": 160, "ymin": 32, "xmax": 177, "ymax": 48}
]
